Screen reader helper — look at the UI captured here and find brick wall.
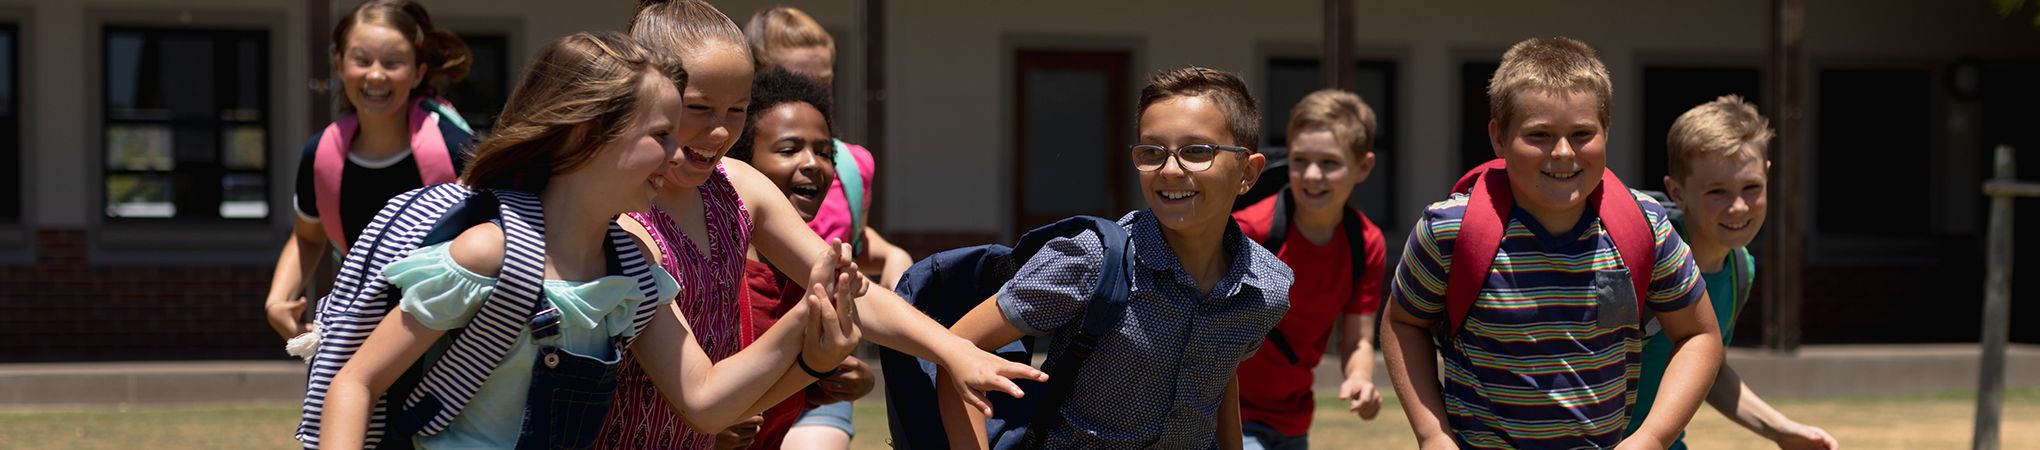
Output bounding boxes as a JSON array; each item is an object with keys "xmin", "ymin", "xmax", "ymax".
[{"xmin": 0, "ymin": 229, "xmax": 282, "ymax": 361}]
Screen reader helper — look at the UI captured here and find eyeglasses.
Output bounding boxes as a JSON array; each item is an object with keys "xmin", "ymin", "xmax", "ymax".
[{"xmin": 1129, "ymin": 143, "xmax": 1248, "ymax": 172}]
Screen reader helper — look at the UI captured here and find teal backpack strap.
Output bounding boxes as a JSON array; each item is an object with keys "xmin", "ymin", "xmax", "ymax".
[
  {"xmin": 833, "ymin": 139, "xmax": 866, "ymax": 255},
  {"xmin": 1729, "ymin": 247, "xmax": 1755, "ymax": 326},
  {"xmin": 419, "ymin": 97, "xmax": 475, "ymax": 134}
]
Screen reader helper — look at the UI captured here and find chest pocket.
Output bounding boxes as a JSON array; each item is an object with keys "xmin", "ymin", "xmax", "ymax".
[{"xmin": 1594, "ymin": 268, "xmax": 1640, "ymax": 329}]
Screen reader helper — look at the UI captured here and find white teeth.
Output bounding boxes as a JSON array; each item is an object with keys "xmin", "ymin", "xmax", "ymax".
[
  {"xmin": 1544, "ymin": 170, "xmax": 1579, "ymax": 180},
  {"xmin": 1721, "ymin": 219, "xmax": 1753, "ymax": 230},
  {"xmin": 1160, "ymin": 191, "xmax": 1196, "ymax": 200},
  {"xmin": 650, "ymin": 177, "xmax": 664, "ymax": 189},
  {"xmin": 691, "ymin": 147, "xmax": 716, "ymax": 160}
]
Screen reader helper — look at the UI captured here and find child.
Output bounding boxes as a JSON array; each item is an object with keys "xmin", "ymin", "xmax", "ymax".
[
  {"xmin": 721, "ymin": 67, "xmax": 876, "ymax": 450},
  {"xmin": 1379, "ymin": 37, "xmax": 1724, "ymax": 449},
  {"xmin": 745, "ymin": 5, "xmax": 914, "ymax": 290},
  {"xmin": 1627, "ymin": 95, "xmax": 1836, "ymax": 450},
  {"xmin": 597, "ymin": 3, "xmax": 1045, "ymax": 449},
  {"xmin": 1230, "ymin": 89, "xmax": 1386, "ymax": 449},
  {"xmin": 942, "ymin": 66, "xmax": 1294, "ymax": 449},
  {"xmin": 266, "ymin": 0, "xmax": 473, "ymax": 341},
  {"xmin": 317, "ymin": 31, "xmax": 863, "ymax": 450}
]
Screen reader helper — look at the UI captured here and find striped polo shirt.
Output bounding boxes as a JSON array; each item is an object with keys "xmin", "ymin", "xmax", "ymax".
[{"xmin": 1389, "ymin": 189, "xmax": 1704, "ymax": 449}]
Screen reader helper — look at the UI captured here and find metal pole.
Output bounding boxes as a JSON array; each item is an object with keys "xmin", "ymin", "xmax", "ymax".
[
  {"xmin": 309, "ymin": 0, "xmax": 332, "ymax": 128},
  {"xmin": 1974, "ymin": 145, "xmax": 2015, "ymax": 450},
  {"xmin": 858, "ymin": 0, "xmax": 886, "ymax": 229},
  {"xmin": 1320, "ymin": 0, "xmax": 1354, "ymax": 90}
]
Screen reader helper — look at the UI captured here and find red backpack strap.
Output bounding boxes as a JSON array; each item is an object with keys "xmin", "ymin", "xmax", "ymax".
[
  {"xmin": 1594, "ymin": 170, "xmax": 1656, "ymax": 322},
  {"xmin": 407, "ymin": 97, "xmax": 459, "ymax": 185},
  {"xmin": 313, "ymin": 117, "xmax": 357, "ymax": 252},
  {"xmin": 1445, "ymin": 159, "xmax": 1511, "ymax": 336}
]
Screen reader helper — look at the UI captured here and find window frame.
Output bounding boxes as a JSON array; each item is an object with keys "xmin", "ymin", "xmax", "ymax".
[
  {"xmin": 0, "ymin": 8, "xmax": 33, "ymax": 256},
  {"xmin": 99, "ymin": 26, "xmax": 272, "ymax": 224},
  {"xmin": 85, "ymin": 8, "xmax": 288, "ymax": 262}
]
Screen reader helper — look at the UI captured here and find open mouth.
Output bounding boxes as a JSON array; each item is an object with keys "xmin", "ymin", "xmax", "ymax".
[
  {"xmin": 1720, "ymin": 219, "xmax": 1754, "ymax": 231},
  {"xmin": 683, "ymin": 146, "xmax": 717, "ymax": 165},
  {"xmin": 361, "ymin": 87, "xmax": 393, "ymax": 103},
  {"xmin": 1542, "ymin": 169, "xmax": 1581, "ymax": 180},
  {"xmin": 790, "ymin": 184, "xmax": 821, "ymax": 202},
  {"xmin": 1158, "ymin": 190, "xmax": 1198, "ymax": 201}
]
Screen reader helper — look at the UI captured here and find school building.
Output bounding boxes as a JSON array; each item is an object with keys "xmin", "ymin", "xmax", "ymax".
[{"xmin": 1, "ymin": 0, "xmax": 2036, "ymax": 360}]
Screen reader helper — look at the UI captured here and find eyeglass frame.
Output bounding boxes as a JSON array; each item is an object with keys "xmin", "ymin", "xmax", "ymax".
[{"xmin": 1127, "ymin": 143, "xmax": 1250, "ymax": 173}]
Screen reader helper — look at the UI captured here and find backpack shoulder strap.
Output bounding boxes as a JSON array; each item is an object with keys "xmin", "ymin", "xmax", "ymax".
[
  {"xmin": 1259, "ymin": 188, "xmax": 1291, "ymax": 255},
  {"xmin": 313, "ymin": 118, "xmax": 359, "ymax": 251},
  {"xmin": 1729, "ymin": 247, "xmax": 1754, "ymax": 326},
  {"xmin": 408, "ymin": 98, "xmax": 459, "ymax": 187},
  {"xmin": 400, "ymin": 188, "xmax": 551, "ymax": 437},
  {"xmin": 419, "ymin": 97, "xmax": 475, "ymax": 134},
  {"xmin": 1596, "ymin": 176, "xmax": 1656, "ymax": 326},
  {"xmin": 1343, "ymin": 207, "xmax": 1368, "ymax": 282},
  {"xmin": 833, "ymin": 140, "xmax": 867, "ymax": 256},
  {"xmin": 1023, "ymin": 216, "xmax": 1134, "ymax": 441},
  {"xmin": 1446, "ymin": 160, "xmax": 1510, "ymax": 336}
]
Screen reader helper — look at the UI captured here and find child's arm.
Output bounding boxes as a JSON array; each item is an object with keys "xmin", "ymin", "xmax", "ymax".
[
  {"xmin": 265, "ymin": 218, "xmax": 328, "ymax": 340},
  {"xmin": 1219, "ymin": 376, "xmax": 1243, "ymax": 450},
  {"xmin": 726, "ymin": 159, "xmax": 1044, "ymax": 399},
  {"xmin": 1624, "ymin": 295, "xmax": 1723, "ymax": 449},
  {"xmin": 856, "ymin": 225, "xmax": 912, "ymax": 289},
  {"xmin": 320, "ymin": 306, "xmax": 445, "ymax": 450},
  {"xmin": 1382, "ymin": 301, "xmax": 1454, "ymax": 449},
  {"xmin": 633, "ymin": 275, "xmax": 859, "ymax": 431},
  {"xmin": 1337, "ymin": 312, "xmax": 1382, "ymax": 420},
  {"xmin": 1707, "ymin": 364, "xmax": 1838, "ymax": 449},
  {"xmin": 939, "ymin": 296, "xmax": 1029, "ymax": 449}
]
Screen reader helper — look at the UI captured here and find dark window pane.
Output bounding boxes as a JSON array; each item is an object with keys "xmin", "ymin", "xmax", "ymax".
[
  {"xmin": 0, "ymin": 30, "xmax": 12, "ymax": 117},
  {"xmin": 1021, "ymin": 68, "xmax": 1112, "ymax": 216},
  {"xmin": 1642, "ymin": 66, "xmax": 1763, "ymax": 191},
  {"xmin": 1460, "ymin": 62, "xmax": 1500, "ymax": 173},
  {"xmin": 102, "ymin": 28, "xmax": 268, "ymax": 221},
  {"xmin": 442, "ymin": 33, "xmax": 508, "ymax": 132},
  {"xmin": 0, "ymin": 25, "xmax": 16, "ymax": 223},
  {"xmin": 1815, "ymin": 68, "xmax": 1930, "ymax": 235}
]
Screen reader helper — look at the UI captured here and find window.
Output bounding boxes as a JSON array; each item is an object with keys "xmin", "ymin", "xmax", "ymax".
[
  {"xmin": 441, "ymin": 32, "xmax": 508, "ymax": 133},
  {"xmin": 0, "ymin": 24, "xmax": 18, "ymax": 224},
  {"xmin": 1012, "ymin": 49, "xmax": 1132, "ymax": 232},
  {"xmin": 1262, "ymin": 57, "xmax": 1400, "ymax": 227},
  {"xmin": 102, "ymin": 27, "xmax": 269, "ymax": 221},
  {"xmin": 1459, "ymin": 62, "xmax": 1500, "ymax": 173},
  {"xmin": 1641, "ymin": 65, "xmax": 1763, "ymax": 191},
  {"xmin": 1814, "ymin": 68, "xmax": 1931, "ymax": 236}
]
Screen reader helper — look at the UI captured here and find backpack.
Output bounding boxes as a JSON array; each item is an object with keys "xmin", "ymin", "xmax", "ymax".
[
  {"xmin": 878, "ymin": 216, "xmax": 1135, "ymax": 450},
  {"xmin": 291, "ymin": 184, "xmax": 666, "ymax": 449},
  {"xmin": 312, "ymin": 97, "xmax": 465, "ymax": 253},
  {"xmin": 1253, "ymin": 187, "xmax": 1369, "ymax": 364},
  {"xmin": 1638, "ymin": 191, "xmax": 1755, "ymax": 336},
  {"xmin": 1444, "ymin": 159, "xmax": 1655, "ymax": 336},
  {"xmin": 832, "ymin": 139, "xmax": 867, "ymax": 256}
]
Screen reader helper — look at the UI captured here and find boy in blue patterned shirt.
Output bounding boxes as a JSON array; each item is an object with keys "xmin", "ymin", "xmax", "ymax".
[{"xmin": 939, "ymin": 66, "xmax": 1294, "ymax": 449}]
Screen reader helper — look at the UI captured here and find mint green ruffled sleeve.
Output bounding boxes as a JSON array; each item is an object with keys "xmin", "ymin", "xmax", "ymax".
[{"xmin": 385, "ymin": 242, "xmax": 498, "ymax": 331}]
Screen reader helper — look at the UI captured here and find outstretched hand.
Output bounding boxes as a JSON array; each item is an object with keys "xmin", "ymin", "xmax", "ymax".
[{"xmin": 940, "ymin": 346, "xmax": 1049, "ymax": 416}]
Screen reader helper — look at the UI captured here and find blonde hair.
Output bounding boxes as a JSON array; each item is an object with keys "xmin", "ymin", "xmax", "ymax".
[
  {"xmin": 1286, "ymin": 89, "xmax": 1377, "ymax": 159},
  {"xmin": 1487, "ymin": 37, "xmax": 1611, "ymax": 131},
  {"xmin": 461, "ymin": 32, "xmax": 684, "ymax": 193},
  {"xmin": 629, "ymin": 0, "xmax": 750, "ymax": 60},
  {"xmin": 1666, "ymin": 95, "xmax": 1773, "ymax": 181},
  {"xmin": 745, "ymin": 5, "xmax": 836, "ymax": 71}
]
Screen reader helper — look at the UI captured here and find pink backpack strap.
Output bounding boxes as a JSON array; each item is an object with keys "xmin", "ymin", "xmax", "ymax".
[
  {"xmin": 313, "ymin": 117, "xmax": 357, "ymax": 252},
  {"xmin": 407, "ymin": 97, "xmax": 458, "ymax": 185},
  {"xmin": 1445, "ymin": 159, "xmax": 1654, "ymax": 335}
]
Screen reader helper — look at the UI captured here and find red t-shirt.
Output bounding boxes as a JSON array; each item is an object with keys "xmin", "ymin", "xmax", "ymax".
[
  {"xmin": 739, "ymin": 258, "xmax": 816, "ymax": 450},
  {"xmin": 1229, "ymin": 195, "xmax": 1386, "ymax": 436}
]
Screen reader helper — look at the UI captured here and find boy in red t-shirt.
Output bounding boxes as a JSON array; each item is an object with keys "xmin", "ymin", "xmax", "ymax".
[{"xmin": 1231, "ymin": 89, "xmax": 1386, "ymax": 449}]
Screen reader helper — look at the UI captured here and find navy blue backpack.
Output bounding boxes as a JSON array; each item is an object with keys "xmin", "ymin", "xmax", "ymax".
[{"xmin": 880, "ymin": 216, "xmax": 1135, "ymax": 449}]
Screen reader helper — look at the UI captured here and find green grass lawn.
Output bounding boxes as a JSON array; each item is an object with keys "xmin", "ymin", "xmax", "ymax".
[{"xmin": 5, "ymin": 388, "xmax": 2038, "ymax": 449}]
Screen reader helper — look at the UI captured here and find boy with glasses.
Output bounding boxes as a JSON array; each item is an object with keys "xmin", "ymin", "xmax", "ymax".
[{"xmin": 940, "ymin": 66, "xmax": 1295, "ymax": 449}]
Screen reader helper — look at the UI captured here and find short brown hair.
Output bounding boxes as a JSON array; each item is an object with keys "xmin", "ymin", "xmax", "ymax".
[
  {"xmin": 745, "ymin": 6, "xmax": 835, "ymax": 71},
  {"xmin": 1666, "ymin": 95, "xmax": 1773, "ymax": 181},
  {"xmin": 331, "ymin": 0, "xmax": 471, "ymax": 107},
  {"xmin": 1488, "ymin": 37, "xmax": 1611, "ymax": 131},
  {"xmin": 1286, "ymin": 89, "xmax": 1377, "ymax": 159},
  {"xmin": 1137, "ymin": 66, "xmax": 1260, "ymax": 151},
  {"xmin": 461, "ymin": 32, "xmax": 685, "ymax": 193},
  {"xmin": 629, "ymin": 0, "xmax": 749, "ymax": 60}
]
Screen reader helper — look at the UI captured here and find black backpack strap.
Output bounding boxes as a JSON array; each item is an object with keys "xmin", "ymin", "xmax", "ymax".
[
  {"xmin": 1259, "ymin": 187, "xmax": 1292, "ymax": 255},
  {"xmin": 1022, "ymin": 216, "xmax": 1135, "ymax": 445},
  {"xmin": 1342, "ymin": 207, "xmax": 1368, "ymax": 283}
]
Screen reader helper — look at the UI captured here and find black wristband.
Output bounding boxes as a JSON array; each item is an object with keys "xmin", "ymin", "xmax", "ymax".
[{"xmin": 796, "ymin": 351, "xmax": 839, "ymax": 379}]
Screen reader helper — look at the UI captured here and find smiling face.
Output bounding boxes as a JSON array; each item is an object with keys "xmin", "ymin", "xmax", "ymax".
[
  {"xmin": 747, "ymin": 102, "xmax": 836, "ymax": 220},
  {"xmin": 1137, "ymin": 95, "xmax": 1264, "ymax": 233},
  {"xmin": 1286, "ymin": 128, "xmax": 1373, "ymax": 215},
  {"xmin": 664, "ymin": 44, "xmax": 755, "ymax": 189},
  {"xmin": 597, "ymin": 74, "xmax": 685, "ymax": 215},
  {"xmin": 1491, "ymin": 89, "xmax": 1607, "ymax": 232},
  {"xmin": 1668, "ymin": 153, "xmax": 1768, "ymax": 252},
  {"xmin": 336, "ymin": 23, "xmax": 424, "ymax": 119}
]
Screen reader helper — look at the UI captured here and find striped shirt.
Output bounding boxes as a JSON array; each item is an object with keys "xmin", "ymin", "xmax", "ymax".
[
  {"xmin": 598, "ymin": 165, "xmax": 754, "ymax": 449},
  {"xmin": 1389, "ymin": 190, "xmax": 1703, "ymax": 449}
]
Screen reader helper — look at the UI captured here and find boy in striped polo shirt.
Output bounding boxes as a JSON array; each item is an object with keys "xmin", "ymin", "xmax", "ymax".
[{"xmin": 1380, "ymin": 37, "xmax": 1725, "ymax": 449}]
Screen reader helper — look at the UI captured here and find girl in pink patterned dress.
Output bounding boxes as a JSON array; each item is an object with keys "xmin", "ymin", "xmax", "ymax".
[{"xmin": 597, "ymin": 2, "xmax": 1050, "ymax": 448}]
